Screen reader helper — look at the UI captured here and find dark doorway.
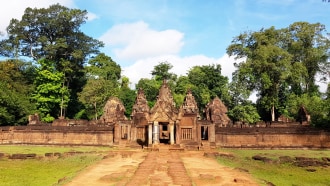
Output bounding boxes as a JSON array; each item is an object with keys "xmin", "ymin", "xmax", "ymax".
[
  {"xmin": 201, "ymin": 126, "xmax": 208, "ymax": 140},
  {"xmin": 159, "ymin": 122, "xmax": 170, "ymax": 144}
]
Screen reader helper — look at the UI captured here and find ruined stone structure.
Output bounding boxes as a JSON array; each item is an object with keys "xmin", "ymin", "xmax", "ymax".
[
  {"xmin": 112, "ymin": 81, "xmax": 231, "ymax": 148},
  {"xmin": 204, "ymin": 97, "xmax": 231, "ymax": 127},
  {"xmin": 100, "ymin": 97, "xmax": 127, "ymax": 124},
  {"xmin": 1, "ymin": 80, "xmax": 330, "ymax": 149}
]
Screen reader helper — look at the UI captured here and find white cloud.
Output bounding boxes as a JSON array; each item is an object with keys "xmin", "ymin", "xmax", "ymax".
[
  {"xmin": 86, "ymin": 12, "xmax": 99, "ymax": 21},
  {"xmin": 0, "ymin": 0, "xmax": 74, "ymax": 36},
  {"xmin": 122, "ymin": 53, "xmax": 237, "ymax": 88},
  {"xmin": 99, "ymin": 21, "xmax": 184, "ymax": 61}
]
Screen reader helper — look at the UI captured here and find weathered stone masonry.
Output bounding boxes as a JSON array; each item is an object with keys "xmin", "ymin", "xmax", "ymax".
[{"xmin": 1, "ymin": 80, "xmax": 330, "ymax": 149}]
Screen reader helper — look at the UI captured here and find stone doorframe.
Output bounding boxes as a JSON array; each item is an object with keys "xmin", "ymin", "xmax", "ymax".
[
  {"xmin": 148, "ymin": 121, "xmax": 175, "ymax": 145},
  {"xmin": 197, "ymin": 123, "xmax": 216, "ymax": 143}
]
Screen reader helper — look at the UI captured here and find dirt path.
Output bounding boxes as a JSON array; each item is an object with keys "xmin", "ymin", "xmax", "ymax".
[
  {"xmin": 64, "ymin": 149, "xmax": 259, "ymax": 186},
  {"xmin": 181, "ymin": 151, "xmax": 258, "ymax": 186}
]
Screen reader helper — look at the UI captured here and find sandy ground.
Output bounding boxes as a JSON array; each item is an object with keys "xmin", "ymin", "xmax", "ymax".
[{"xmin": 64, "ymin": 149, "xmax": 259, "ymax": 186}]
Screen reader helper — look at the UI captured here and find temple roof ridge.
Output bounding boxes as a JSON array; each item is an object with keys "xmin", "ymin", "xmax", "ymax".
[{"xmin": 150, "ymin": 80, "xmax": 178, "ymax": 122}]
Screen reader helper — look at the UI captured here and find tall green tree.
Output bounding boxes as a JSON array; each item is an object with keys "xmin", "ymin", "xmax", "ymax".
[
  {"xmin": 136, "ymin": 62, "xmax": 178, "ymax": 108},
  {"xmin": 151, "ymin": 62, "xmax": 177, "ymax": 82},
  {"xmin": 227, "ymin": 27, "xmax": 293, "ymax": 121},
  {"xmin": 187, "ymin": 64, "xmax": 230, "ymax": 111},
  {"xmin": 0, "ymin": 60, "xmax": 35, "ymax": 125},
  {"xmin": 118, "ymin": 76, "xmax": 136, "ymax": 117},
  {"xmin": 227, "ymin": 103, "xmax": 260, "ymax": 125},
  {"xmin": 2, "ymin": 4, "xmax": 104, "ymax": 118},
  {"xmin": 135, "ymin": 78, "xmax": 160, "ymax": 108},
  {"xmin": 173, "ymin": 76, "xmax": 196, "ymax": 107},
  {"xmin": 227, "ymin": 22, "xmax": 330, "ymax": 122},
  {"xmin": 86, "ymin": 53, "xmax": 121, "ymax": 81},
  {"xmin": 78, "ymin": 53, "xmax": 121, "ymax": 120},
  {"xmin": 285, "ymin": 22, "xmax": 330, "ymax": 95},
  {"xmin": 32, "ymin": 59, "xmax": 69, "ymax": 122}
]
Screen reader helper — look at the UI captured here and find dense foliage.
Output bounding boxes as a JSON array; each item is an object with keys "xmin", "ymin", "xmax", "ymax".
[
  {"xmin": 0, "ymin": 60, "xmax": 35, "ymax": 125},
  {"xmin": 1, "ymin": 4, "xmax": 103, "ymax": 121},
  {"xmin": 227, "ymin": 22, "xmax": 330, "ymax": 127},
  {"xmin": 0, "ymin": 4, "xmax": 329, "ymax": 127}
]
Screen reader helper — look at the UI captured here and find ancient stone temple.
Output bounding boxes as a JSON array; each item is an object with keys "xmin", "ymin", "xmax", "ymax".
[
  {"xmin": 107, "ymin": 80, "xmax": 230, "ymax": 148},
  {"xmin": 100, "ymin": 97, "xmax": 127, "ymax": 124},
  {"xmin": 204, "ymin": 96, "xmax": 230, "ymax": 127},
  {"xmin": 149, "ymin": 80, "xmax": 178, "ymax": 145},
  {"xmin": 5, "ymin": 80, "xmax": 330, "ymax": 149}
]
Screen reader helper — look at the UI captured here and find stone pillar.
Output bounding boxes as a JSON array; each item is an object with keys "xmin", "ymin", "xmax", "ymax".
[
  {"xmin": 176, "ymin": 125, "xmax": 180, "ymax": 144},
  {"xmin": 114, "ymin": 123, "xmax": 120, "ymax": 144},
  {"xmin": 148, "ymin": 124, "xmax": 152, "ymax": 145},
  {"xmin": 130, "ymin": 126, "xmax": 136, "ymax": 142},
  {"xmin": 170, "ymin": 122, "xmax": 175, "ymax": 145},
  {"xmin": 127, "ymin": 125, "xmax": 131, "ymax": 141},
  {"xmin": 209, "ymin": 124, "xmax": 215, "ymax": 142},
  {"xmin": 153, "ymin": 121, "xmax": 159, "ymax": 144}
]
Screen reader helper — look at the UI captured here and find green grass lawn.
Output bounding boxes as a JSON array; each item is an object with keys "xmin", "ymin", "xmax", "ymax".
[
  {"xmin": 0, "ymin": 144, "xmax": 110, "ymax": 155},
  {"xmin": 217, "ymin": 149, "xmax": 330, "ymax": 186},
  {"xmin": 0, "ymin": 145, "xmax": 111, "ymax": 186}
]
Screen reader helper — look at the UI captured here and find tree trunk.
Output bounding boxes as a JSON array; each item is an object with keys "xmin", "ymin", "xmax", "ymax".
[
  {"xmin": 60, "ymin": 82, "xmax": 65, "ymax": 119},
  {"xmin": 94, "ymin": 102, "xmax": 97, "ymax": 120},
  {"xmin": 271, "ymin": 105, "xmax": 275, "ymax": 122}
]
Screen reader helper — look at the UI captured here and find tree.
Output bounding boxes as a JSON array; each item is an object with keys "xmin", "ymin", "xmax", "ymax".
[
  {"xmin": 135, "ymin": 78, "xmax": 160, "ymax": 108},
  {"xmin": 118, "ymin": 76, "xmax": 136, "ymax": 117},
  {"xmin": 78, "ymin": 79, "xmax": 118, "ymax": 120},
  {"xmin": 0, "ymin": 60, "xmax": 35, "ymax": 125},
  {"xmin": 227, "ymin": 27, "xmax": 293, "ymax": 121},
  {"xmin": 31, "ymin": 59, "xmax": 69, "ymax": 122},
  {"xmin": 229, "ymin": 71, "xmax": 251, "ymax": 107},
  {"xmin": 151, "ymin": 62, "xmax": 177, "ymax": 82},
  {"xmin": 173, "ymin": 76, "xmax": 196, "ymax": 107},
  {"xmin": 187, "ymin": 64, "xmax": 230, "ymax": 111},
  {"xmin": 135, "ymin": 62, "xmax": 178, "ymax": 108},
  {"xmin": 78, "ymin": 53, "xmax": 121, "ymax": 120},
  {"xmin": 284, "ymin": 92, "xmax": 329, "ymax": 128},
  {"xmin": 227, "ymin": 22, "xmax": 330, "ymax": 122},
  {"xmin": 286, "ymin": 22, "xmax": 330, "ymax": 95},
  {"xmin": 2, "ymin": 4, "xmax": 104, "ymax": 118},
  {"xmin": 86, "ymin": 53, "xmax": 121, "ymax": 81},
  {"xmin": 228, "ymin": 104, "xmax": 260, "ymax": 125}
]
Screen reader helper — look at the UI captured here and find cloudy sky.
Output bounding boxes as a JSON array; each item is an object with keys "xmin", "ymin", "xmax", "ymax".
[{"xmin": 0, "ymin": 0, "xmax": 329, "ymax": 92}]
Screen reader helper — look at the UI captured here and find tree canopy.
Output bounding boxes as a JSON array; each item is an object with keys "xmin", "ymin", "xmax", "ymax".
[
  {"xmin": 78, "ymin": 53, "xmax": 121, "ymax": 120},
  {"xmin": 0, "ymin": 4, "xmax": 329, "ymax": 128},
  {"xmin": 0, "ymin": 60, "xmax": 36, "ymax": 125},
  {"xmin": 2, "ymin": 4, "xmax": 104, "ymax": 120},
  {"xmin": 227, "ymin": 22, "xmax": 330, "ymax": 125}
]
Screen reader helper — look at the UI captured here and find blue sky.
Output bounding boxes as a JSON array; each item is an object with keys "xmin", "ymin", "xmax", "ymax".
[{"xmin": 0, "ymin": 0, "xmax": 329, "ymax": 91}]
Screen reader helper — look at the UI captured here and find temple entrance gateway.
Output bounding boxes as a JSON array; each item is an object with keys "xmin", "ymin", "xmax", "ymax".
[{"xmin": 111, "ymin": 80, "xmax": 230, "ymax": 148}]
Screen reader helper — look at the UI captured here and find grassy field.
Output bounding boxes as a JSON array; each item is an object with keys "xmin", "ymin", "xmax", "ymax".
[
  {"xmin": 0, "ymin": 144, "xmax": 110, "ymax": 155},
  {"xmin": 217, "ymin": 149, "xmax": 330, "ymax": 186},
  {"xmin": 2, "ymin": 145, "xmax": 330, "ymax": 186},
  {"xmin": 0, "ymin": 145, "xmax": 111, "ymax": 186}
]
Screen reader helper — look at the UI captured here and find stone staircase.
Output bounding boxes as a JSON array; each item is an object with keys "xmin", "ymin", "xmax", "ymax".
[{"xmin": 200, "ymin": 141, "xmax": 216, "ymax": 151}]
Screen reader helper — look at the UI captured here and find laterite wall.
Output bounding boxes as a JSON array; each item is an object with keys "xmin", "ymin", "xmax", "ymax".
[
  {"xmin": 0, "ymin": 126, "xmax": 114, "ymax": 146},
  {"xmin": 216, "ymin": 127, "xmax": 330, "ymax": 148}
]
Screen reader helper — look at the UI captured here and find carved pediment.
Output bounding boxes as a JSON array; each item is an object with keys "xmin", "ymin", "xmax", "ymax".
[
  {"xmin": 150, "ymin": 80, "xmax": 178, "ymax": 122},
  {"xmin": 131, "ymin": 88, "xmax": 150, "ymax": 119},
  {"xmin": 204, "ymin": 96, "xmax": 230, "ymax": 125},
  {"xmin": 181, "ymin": 89, "xmax": 199, "ymax": 115},
  {"xmin": 100, "ymin": 97, "xmax": 127, "ymax": 124}
]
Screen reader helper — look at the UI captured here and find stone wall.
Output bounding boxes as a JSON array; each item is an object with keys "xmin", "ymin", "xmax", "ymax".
[
  {"xmin": 1, "ymin": 125, "xmax": 330, "ymax": 148},
  {"xmin": 0, "ymin": 126, "xmax": 114, "ymax": 146},
  {"xmin": 216, "ymin": 127, "xmax": 330, "ymax": 148}
]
